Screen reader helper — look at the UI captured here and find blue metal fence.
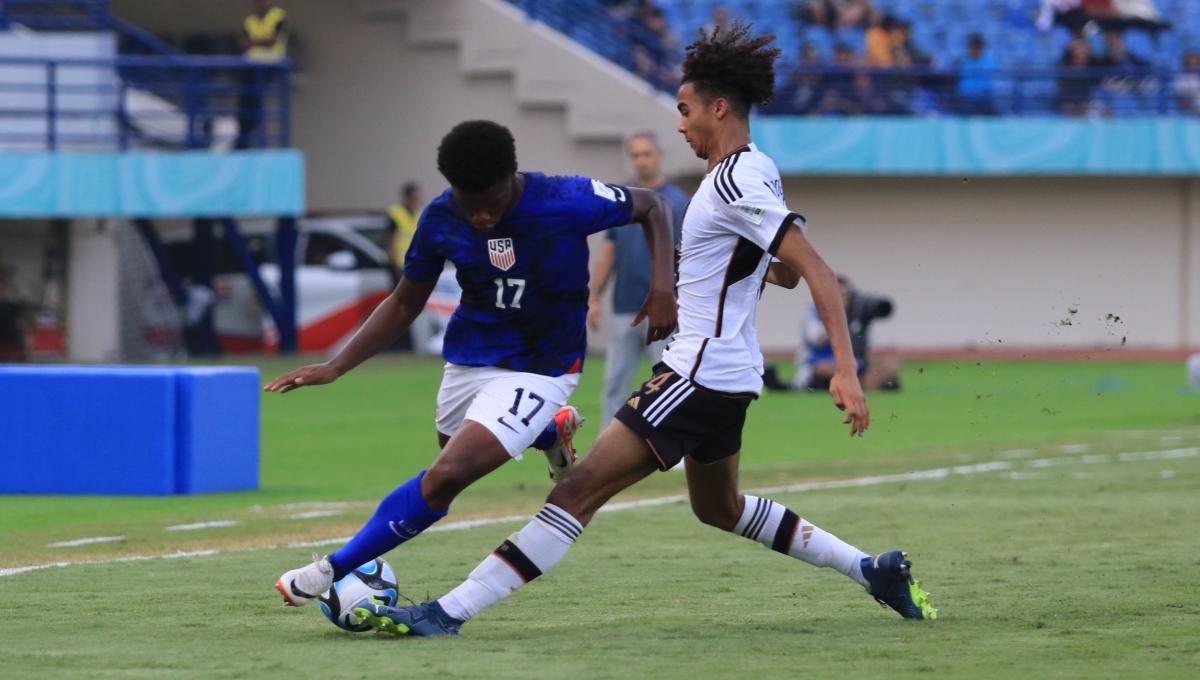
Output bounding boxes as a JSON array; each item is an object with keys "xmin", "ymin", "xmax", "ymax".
[
  {"xmin": 0, "ymin": 55, "xmax": 291, "ymax": 150},
  {"xmin": 0, "ymin": 0, "xmax": 180, "ymax": 56},
  {"xmin": 764, "ymin": 64, "xmax": 1190, "ymax": 117}
]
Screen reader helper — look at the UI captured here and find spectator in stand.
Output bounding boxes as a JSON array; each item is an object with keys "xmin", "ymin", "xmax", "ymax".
[
  {"xmin": 1057, "ymin": 36, "xmax": 1100, "ymax": 116},
  {"xmin": 1174, "ymin": 52, "xmax": 1200, "ymax": 115},
  {"xmin": 957, "ymin": 33, "xmax": 998, "ymax": 115},
  {"xmin": 1094, "ymin": 29, "xmax": 1152, "ymax": 115},
  {"xmin": 818, "ymin": 43, "xmax": 870, "ymax": 115},
  {"xmin": 891, "ymin": 20, "xmax": 931, "ymax": 67},
  {"xmin": 770, "ymin": 43, "xmax": 828, "ymax": 114},
  {"xmin": 865, "ymin": 14, "xmax": 895, "ymax": 67},
  {"xmin": 800, "ymin": 0, "xmax": 879, "ymax": 31},
  {"xmin": 237, "ymin": 0, "xmax": 288, "ymax": 148},
  {"xmin": 1095, "ymin": 29, "xmax": 1148, "ymax": 68},
  {"xmin": 631, "ymin": 5, "xmax": 680, "ymax": 91},
  {"xmin": 874, "ymin": 19, "xmax": 929, "ymax": 114}
]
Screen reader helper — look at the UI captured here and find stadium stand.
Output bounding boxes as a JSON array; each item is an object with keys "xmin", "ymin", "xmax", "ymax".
[
  {"xmin": 508, "ymin": 0, "xmax": 1200, "ymax": 116},
  {"xmin": 0, "ymin": 0, "xmax": 290, "ymax": 150},
  {"xmin": 0, "ymin": 0, "xmax": 303, "ymax": 362}
]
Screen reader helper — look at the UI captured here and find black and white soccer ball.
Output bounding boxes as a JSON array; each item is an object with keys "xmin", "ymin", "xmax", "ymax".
[{"xmin": 318, "ymin": 558, "xmax": 399, "ymax": 632}]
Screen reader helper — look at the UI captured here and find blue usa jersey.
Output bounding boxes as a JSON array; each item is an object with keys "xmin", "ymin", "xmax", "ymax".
[{"xmin": 404, "ymin": 173, "xmax": 635, "ymax": 376}]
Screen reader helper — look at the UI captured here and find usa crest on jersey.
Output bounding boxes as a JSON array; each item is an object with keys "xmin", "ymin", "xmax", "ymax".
[{"xmin": 488, "ymin": 238, "xmax": 516, "ymax": 271}]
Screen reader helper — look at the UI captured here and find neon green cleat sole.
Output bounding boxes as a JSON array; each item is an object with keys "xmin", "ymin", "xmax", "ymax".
[
  {"xmin": 354, "ymin": 607, "xmax": 411, "ymax": 636},
  {"xmin": 909, "ymin": 579, "xmax": 939, "ymax": 620}
]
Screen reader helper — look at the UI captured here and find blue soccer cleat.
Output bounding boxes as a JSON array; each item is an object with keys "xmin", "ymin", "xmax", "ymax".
[
  {"xmin": 861, "ymin": 550, "xmax": 938, "ymax": 620},
  {"xmin": 353, "ymin": 600, "xmax": 464, "ymax": 637}
]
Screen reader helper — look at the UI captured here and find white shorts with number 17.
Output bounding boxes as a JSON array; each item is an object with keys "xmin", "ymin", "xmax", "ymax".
[{"xmin": 435, "ymin": 363, "xmax": 581, "ymax": 459}]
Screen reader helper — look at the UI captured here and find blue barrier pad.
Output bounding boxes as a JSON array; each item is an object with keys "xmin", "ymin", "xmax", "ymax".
[
  {"xmin": 0, "ymin": 365, "xmax": 260, "ymax": 495},
  {"xmin": 174, "ymin": 367, "xmax": 260, "ymax": 494}
]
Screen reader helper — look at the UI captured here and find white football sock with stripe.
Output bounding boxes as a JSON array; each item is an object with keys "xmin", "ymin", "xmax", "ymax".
[
  {"xmin": 438, "ymin": 504, "xmax": 582, "ymax": 621},
  {"xmin": 733, "ymin": 494, "xmax": 869, "ymax": 588}
]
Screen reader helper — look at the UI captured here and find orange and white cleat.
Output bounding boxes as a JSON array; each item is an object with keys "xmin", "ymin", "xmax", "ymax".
[
  {"xmin": 543, "ymin": 405, "xmax": 584, "ymax": 481},
  {"xmin": 276, "ymin": 554, "xmax": 334, "ymax": 607}
]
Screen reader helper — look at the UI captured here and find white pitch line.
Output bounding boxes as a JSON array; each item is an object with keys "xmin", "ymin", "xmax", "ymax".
[
  {"xmin": 45, "ymin": 536, "xmax": 125, "ymax": 548},
  {"xmin": 3, "ymin": 447, "xmax": 1197, "ymax": 579},
  {"xmin": 274, "ymin": 501, "xmax": 363, "ymax": 511},
  {"xmin": 164, "ymin": 520, "xmax": 240, "ymax": 532},
  {"xmin": 0, "ymin": 550, "xmax": 218, "ymax": 578},
  {"xmin": 285, "ymin": 510, "xmax": 343, "ymax": 521}
]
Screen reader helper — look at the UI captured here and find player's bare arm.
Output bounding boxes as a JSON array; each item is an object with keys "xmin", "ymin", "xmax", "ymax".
[
  {"xmin": 625, "ymin": 187, "xmax": 678, "ymax": 344},
  {"xmin": 773, "ymin": 226, "xmax": 870, "ymax": 436},
  {"xmin": 588, "ymin": 240, "xmax": 616, "ymax": 330},
  {"xmin": 264, "ymin": 276, "xmax": 437, "ymax": 394},
  {"xmin": 766, "ymin": 261, "xmax": 800, "ymax": 289}
]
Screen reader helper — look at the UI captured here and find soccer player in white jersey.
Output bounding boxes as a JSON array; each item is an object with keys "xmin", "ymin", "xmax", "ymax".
[{"xmin": 356, "ymin": 23, "xmax": 937, "ymax": 637}]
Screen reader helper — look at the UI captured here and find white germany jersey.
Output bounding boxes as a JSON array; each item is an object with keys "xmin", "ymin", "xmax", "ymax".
[{"xmin": 660, "ymin": 143, "xmax": 805, "ymax": 396}]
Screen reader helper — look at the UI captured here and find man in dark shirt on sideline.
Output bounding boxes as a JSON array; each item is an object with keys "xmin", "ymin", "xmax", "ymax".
[{"xmin": 589, "ymin": 132, "xmax": 689, "ymax": 427}]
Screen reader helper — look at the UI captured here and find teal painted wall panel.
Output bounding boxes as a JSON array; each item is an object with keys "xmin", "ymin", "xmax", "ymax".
[
  {"xmin": 0, "ymin": 150, "xmax": 305, "ymax": 217},
  {"xmin": 753, "ymin": 117, "xmax": 1200, "ymax": 176}
]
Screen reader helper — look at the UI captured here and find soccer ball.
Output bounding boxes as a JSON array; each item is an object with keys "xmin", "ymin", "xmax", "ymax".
[
  {"xmin": 1189, "ymin": 353, "xmax": 1200, "ymax": 389},
  {"xmin": 318, "ymin": 558, "xmax": 399, "ymax": 632}
]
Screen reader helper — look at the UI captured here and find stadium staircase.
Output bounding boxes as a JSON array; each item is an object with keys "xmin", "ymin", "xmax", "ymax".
[{"xmin": 353, "ymin": 0, "xmax": 696, "ymax": 175}]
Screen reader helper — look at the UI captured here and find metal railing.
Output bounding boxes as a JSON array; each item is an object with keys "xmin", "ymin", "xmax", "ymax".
[
  {"xmin": 763, "ymin": 64, "xmax": 1192, "ymax": 117},
  {"xmin": 0, "ymin": 0, "xmax": 181, "ymax": 56},
  {"xmin": 0, "ymin": 54, "xmax": 291, "ymax": 150}
]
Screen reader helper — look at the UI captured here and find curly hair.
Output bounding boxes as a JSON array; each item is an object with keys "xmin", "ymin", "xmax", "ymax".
[
  {"xmin": 681, "ymin": 21, "xmax": 781, "ymax": 116},
  {"xmin": 437, "ymin": 120, "xmax": 518, "ymax": 192}
]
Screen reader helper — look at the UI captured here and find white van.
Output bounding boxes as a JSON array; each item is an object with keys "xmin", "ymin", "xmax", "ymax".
[{"xmin": 165, "ymin": 215, "xmax": 459, "ymax": 354}]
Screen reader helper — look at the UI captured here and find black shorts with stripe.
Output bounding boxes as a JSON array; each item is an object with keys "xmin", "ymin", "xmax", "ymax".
[{"xmin": 614, "ymin": 363, "xmax": 752, "ymax": 471}]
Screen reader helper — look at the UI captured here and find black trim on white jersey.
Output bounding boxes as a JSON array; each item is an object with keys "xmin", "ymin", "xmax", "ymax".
[
  {"xmin": 712, "ymin": 146, "xmax": 749, "ymax": 205},
  {"xmin": 726, "ymin": 236, "xmax": 764, "ymax": 290},
  {"xmin": 688, "ymin": 235, "xmax": 765, "ymax": 384},
  {"xmin": 768, "ymin": 212, "xmax": 805, "ymax": 256}
]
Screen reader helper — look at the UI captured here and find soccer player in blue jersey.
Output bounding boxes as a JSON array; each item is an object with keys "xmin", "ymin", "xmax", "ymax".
[{"xmin": 268, "ymin": 120, "xmax": 678, "ymax": 607}]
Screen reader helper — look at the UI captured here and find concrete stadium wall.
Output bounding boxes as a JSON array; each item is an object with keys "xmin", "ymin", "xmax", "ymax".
[{"xmin": 760, "ymin": 176, "xmax": 1199, "ymax": 353}]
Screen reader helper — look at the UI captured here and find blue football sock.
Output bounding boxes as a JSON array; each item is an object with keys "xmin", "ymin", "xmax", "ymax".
[
  {"xmin": 328, "ymin": 470, "xmax": 447, "ymax": 580},
  {"xmin": 531, "ymin": 419, "xmax": 558, "ymax": 451}
]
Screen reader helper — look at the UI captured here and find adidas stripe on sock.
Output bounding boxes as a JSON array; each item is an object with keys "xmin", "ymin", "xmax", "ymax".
[
  {"xmin": 438, "ymin": 503, "xmax": 582, "ymax": 621},
  {"xmin": 734, "ymin": 494, "xmax": 869, "ymax": 588}
]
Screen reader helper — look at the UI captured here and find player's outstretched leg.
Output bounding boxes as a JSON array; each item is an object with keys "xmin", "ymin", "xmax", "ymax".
[
  {"xmin": 685, "ymin": 455, "xmax": 937, "ymax": 620},
  {"xmin": 276, "ymin": 423, "xmax": 512, "ymax": 606},
  {"xmin": 358, "ymin": 420, "xmax": 659, "ymax": 636}
]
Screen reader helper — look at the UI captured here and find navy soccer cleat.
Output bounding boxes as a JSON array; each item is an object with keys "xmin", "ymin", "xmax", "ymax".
[
  {"xmin": 860, "ymin": 550, "xmax": 938, "ymax": 620},
  {"xmin": 353, "ymin": 600, "xmax": 464, "ymax": 637}
]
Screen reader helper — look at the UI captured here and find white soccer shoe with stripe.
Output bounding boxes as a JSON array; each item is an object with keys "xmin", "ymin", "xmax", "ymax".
[
  {"xmin": 543, "ymin": 405, "xmax": 584, "ymax": 481},
  {"xmin": 276, "ymin": 554, "xmax": 334, "ymax": 607}
]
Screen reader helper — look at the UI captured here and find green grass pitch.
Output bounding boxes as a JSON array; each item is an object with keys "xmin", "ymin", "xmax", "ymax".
[{"xmin": 0, "ymin": 356, "xmax": 1197, "ymax": 678}]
